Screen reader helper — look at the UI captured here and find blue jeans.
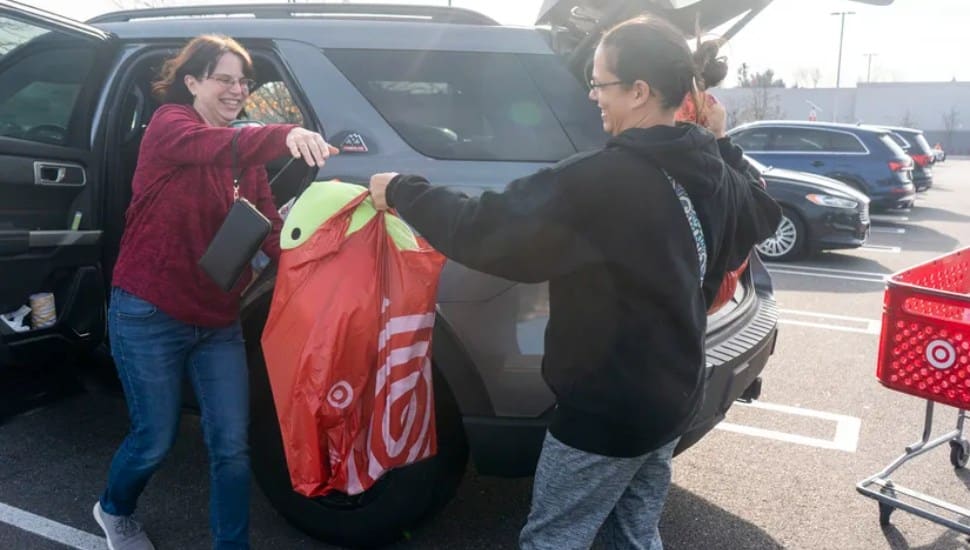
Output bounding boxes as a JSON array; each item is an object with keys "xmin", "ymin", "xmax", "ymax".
[{"xmin": 101, "ymin": 288, "xmax": 250, "ymax": 549}]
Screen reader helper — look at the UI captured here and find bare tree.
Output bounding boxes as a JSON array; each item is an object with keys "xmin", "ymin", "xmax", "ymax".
[
  {"xmin": 735, "ymin": 63, "xmax": 784, "ymax": 123},
  {"xmin": 794, "ymin": 67, "xmax": 823, "ymax": 89},
  {"xmin": 246, "ymin": 82, "xmax": 304, "ymax": 125},
  {"xmin": 942, "ymin": 106, "xmax": 960, "ymax": 150},
  {"xmin": 898, "ymin": 110, "xmax": 916, "ymax": 128},
  {"xmin": 0, "ymin": 18, "xmax": 42, "ymax": 55}
]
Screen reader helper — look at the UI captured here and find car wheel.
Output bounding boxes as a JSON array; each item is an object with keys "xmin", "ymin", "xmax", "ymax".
[
  {"xmin": 243, "ymin": 293, "xmax": 469, "ymax": 548},
  {"xmin": 756, "ymin": 207, "xmax": 805, "ymax": 261}
]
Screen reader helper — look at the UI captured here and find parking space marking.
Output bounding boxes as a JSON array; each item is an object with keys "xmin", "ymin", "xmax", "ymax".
[
  {"xmin": 860, "ymin": 244, "xmax": 902, "ymax": 253},
  {"xmin": 778, "ymin": 308, "xmax": 881, "ymax": 335},
  {"xmin": 716, "ymin": 401, "xmax": 861, "ymax": 452},
  {"xmin": 768, "ymin": 265, "xmax": 888, "ymax": 284},
  {"xmin": 0, "ymin": 502, "xmax": 103, "ymax": 550},
  {"xmin": 870, "ymin": 214, "xmax": 910, "ymax": 223},
  {"xmin": 871, "ymin": 227, "xmax": 906, "ymax": 234}
]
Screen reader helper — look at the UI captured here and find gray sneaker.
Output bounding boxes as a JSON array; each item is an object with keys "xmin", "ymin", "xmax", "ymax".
[{"xmin": 92, "ymin": 501, "xmax": 155, "ymax": 550}]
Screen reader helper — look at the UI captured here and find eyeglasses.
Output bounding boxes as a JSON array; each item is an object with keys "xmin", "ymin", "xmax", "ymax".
[
  {"xmin": 206, "ymin": 74, "xmax": 256, "ymax": 93},
  {"xmin": 588, "ymin": 79, "xmax": 626, "ymax": 91}
]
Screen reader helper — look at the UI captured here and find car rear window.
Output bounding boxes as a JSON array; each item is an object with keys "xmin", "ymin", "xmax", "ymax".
[
  {"xmin": 913, "ymin": 133, "xmax": 934, "ymax": 156},
  {"xmin": 325, "ymin": 49, "xmax": 600, "ymax": 162},
  {"xmin": 877, "ymin": 134, "xmax": 908, "ymax": 157},
  {"xmin": 888, "ymin": 132, "xmax": 910, "ymax": 150}
]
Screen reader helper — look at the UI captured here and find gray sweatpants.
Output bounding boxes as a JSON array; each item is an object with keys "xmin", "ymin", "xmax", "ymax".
[{"xmin": 519, "ymin": 431, "xmax": 679, "ymax": 550}]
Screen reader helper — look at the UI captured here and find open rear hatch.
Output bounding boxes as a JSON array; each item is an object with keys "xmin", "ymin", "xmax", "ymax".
[
  {"xmin": 537, "ymin": 0, "xmax": 895, "ymax": 77},
  {"xmin": 536, "ymin": 0, "xmax": 772, "ymax": 76}
]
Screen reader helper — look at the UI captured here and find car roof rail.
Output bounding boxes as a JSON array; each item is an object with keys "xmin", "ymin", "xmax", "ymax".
[{"xmin": 87, "ymin": 3, "xmax": 499, "ymax": 26}]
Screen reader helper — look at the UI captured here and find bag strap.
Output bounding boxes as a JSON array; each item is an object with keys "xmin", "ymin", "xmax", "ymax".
[
  {"xmin": 231, "ymin": 129, "xmax": 241, "ymax": 201},
  {"xmin": 661, "ymin": 169, "xmax": 707, "ymax": 283},
  {"xmin": 230, "ymin": 129, "xmax": 297, "ymax": 200}
]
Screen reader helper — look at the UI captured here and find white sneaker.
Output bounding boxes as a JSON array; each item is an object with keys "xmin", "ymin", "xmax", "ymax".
[{"xmin": 92, "ymin": 501, "xmax": 155, "ymax": 550}]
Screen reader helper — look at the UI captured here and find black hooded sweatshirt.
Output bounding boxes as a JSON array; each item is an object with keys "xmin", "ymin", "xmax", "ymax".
[{"xmin": 385, "ymin": 123, "xmax": 780, "ymax": 457}]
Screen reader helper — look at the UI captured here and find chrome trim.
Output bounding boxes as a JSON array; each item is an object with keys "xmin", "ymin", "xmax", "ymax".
[
  {"xmin": 33, "ymin": 161, "xmax": 87, "ymax": 186},
  {"xmin": 28, "ymin": 230, "xmax": 101, "ymax": 247}
]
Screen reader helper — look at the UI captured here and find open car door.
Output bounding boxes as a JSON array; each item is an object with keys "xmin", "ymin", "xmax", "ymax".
[{"xmin": 0, "ymin": 0, "xmax": 116, "ymax": 367}]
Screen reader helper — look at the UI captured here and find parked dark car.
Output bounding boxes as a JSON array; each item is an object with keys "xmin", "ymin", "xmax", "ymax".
[
  {"xmin": 729, "ymin": 120, "xmax": 916, "ymax": 211},
  {"xmin": 879, "ymin": 126, "xmax": 935, "ymax": 191},
  {"xmin": 747, "ymin": 156, "xmax": 870, "ymax": 261}
]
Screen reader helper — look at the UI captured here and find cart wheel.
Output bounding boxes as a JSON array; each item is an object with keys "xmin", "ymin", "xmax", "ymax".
[
  {"xmin": 949, "ymin": 439, "xmax": 970, "ymax": 468},
  {"xmin": 879, "ymin": 503, "xmax": 894, "ymax": 526}
]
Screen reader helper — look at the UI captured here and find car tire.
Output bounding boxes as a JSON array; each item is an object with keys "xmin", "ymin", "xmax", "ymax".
[
  {"xmin": 756, "ymin": 207, "xmax": 806, "ymax": 262},
  {"xmin": 243, "ymin": 293, "xmax": 468, "ymax": 549}
]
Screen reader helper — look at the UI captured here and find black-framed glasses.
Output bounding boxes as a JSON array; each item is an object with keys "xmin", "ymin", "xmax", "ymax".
[
  {"xmin": 587, "ymin": 79, "xmax": 626, "ymax": 91},
  {"xmin": 207, "ymin": 74, "xmax": 256, "ymax": 93}
]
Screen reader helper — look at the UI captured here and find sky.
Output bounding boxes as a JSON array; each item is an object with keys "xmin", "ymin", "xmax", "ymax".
[{"xmin": 20, "ymin": 0, "xmax": 970, "ymax": 88}]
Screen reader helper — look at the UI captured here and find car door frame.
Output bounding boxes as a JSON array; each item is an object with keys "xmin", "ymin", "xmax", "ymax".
[{"xmin": 0, "ymin": 1, "xmax": 118, "ymax": 367}]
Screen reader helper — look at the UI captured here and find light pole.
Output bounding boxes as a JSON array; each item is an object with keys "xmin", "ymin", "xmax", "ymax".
[
  {"xmin": 863, "ymin": 52, "xmax": 878, "ymax": 83},
  {"xmin": 831, "ymin": 11, "xmax": 855, "ymax": 122}
]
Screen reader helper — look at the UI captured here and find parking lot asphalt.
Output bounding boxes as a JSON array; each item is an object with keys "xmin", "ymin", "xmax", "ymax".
[{"xmin": 2, "ymin": 159, "xmax": 970, "ymax": 550}]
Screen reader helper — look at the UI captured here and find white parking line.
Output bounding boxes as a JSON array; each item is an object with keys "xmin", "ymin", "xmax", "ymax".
[
  {"xmin": 870, "ymin": 227, "xmax": 906, "ymax": 235},
  {"xmin": 768, "ymin": 266, "xmax": 887, "ymax": 284},
  {"xmin": 870, "ymin": 214, "xmax": 909, "ymax": 223},
  {"xmin": 0, "ymin": 502, "xmax": 103, "ymax": 550},
  {"xmin": 860, "ymin": 244, "xmax": 902, "ymax": 254},
  {"xmin": 778, "ymin": 308, "xmax": 881, "ymax": 335},
  {"xmin": 716, "ymin": 401, "xmax": 861, "ymax": 452}
]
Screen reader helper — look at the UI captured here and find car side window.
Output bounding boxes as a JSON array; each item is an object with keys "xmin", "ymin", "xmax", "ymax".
[
  {"xmin": 827, "ymin": 132, "xmax": 866, "ymax": 153},
  {"xmin": 243, "ymin": 81, "xmax": 305, "ymax": 126},
  {"xmin": 770, "ymin": 128, "xmax": 829, "ymax": 152},
  {"xmin": 0, "ymin": 16, "xmax": 96, "ymax": 146},
  {"xmin": 733, "ymin": 129, "xmax": 771, "ymax": 151},
  {"xmin": 325, "ymin": 49, "xmax": 576, "ymax": 162}
]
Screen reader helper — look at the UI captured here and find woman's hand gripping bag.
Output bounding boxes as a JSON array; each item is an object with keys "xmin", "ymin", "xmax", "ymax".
[{"xmin": 261, "ymin": 181, "xmax": 445, "ymax": 497}]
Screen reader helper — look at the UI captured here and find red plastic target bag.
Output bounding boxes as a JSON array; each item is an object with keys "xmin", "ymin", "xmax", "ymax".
[{"xmin": 261, "ymin": 190, "xmax": 445, "ymax": 497}]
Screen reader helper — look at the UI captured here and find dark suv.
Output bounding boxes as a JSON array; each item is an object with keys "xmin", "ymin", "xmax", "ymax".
[
  {"xmin": 879, "ymin": 125, "xmax": 936, "ymax": 191},
  {"xmin": 0, "ymin": 1, "xmax": 778, "ymax": 546},
  {"xmin": 729, "ymin": 120, "xmax": 917, "ymax": 211}
]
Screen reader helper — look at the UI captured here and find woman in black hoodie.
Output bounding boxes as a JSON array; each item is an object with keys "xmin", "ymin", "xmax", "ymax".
[{"xmin": 369, "ymin": 15, "xmax": 779, "ymax": 550}]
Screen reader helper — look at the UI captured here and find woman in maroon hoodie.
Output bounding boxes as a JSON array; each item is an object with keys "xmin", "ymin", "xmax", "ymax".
[{"xmin": 92, "ymin": 35, "xmax": 336, "ymax": 550}]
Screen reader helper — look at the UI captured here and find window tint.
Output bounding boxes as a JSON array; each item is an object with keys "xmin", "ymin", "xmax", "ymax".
[
  {"xmin": 878, "ymin": 134, "xmax": 908, "ymax": 157},
  {"xmin": 888, "ymin": 132, "xmax": 910, "ymax": 150},
  {"xmin": 0, "ymin": 17, "xmax": 96, "ymax": 145},
  {"xmin": 913, "ymin": 133, "xmax": 934, "ymax": 156},
  {"xmin": 770, "ymin": 128, "xmax": 828, "ymax": 152},
  {"xmin": 244, "ymin": 81, "xmax": 305, "ymax": 125},
  {"xmin": 325, "ymin": 49, "xmax": 578, "ymax": 162},
  {"xmin": 827, "ymin": 131, "xmax": 866, "ymax": 153},
  {"xmin": 768, "ymin": 128, "xmax": 864, "ymax": 153},
  {"xmin": 733, "ymin": 129, "xmax": 771, "ymax": 151}
]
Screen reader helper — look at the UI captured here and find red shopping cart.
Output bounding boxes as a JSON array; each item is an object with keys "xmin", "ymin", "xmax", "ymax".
[{"xmin": 857, "ymin": 246, "xmax": 970, "ymax": 532}]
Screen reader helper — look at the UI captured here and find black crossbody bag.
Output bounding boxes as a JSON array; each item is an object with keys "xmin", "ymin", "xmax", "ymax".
[{"xmin": 198, "ymin": 130, "xmax": 288, "ymax": 292}]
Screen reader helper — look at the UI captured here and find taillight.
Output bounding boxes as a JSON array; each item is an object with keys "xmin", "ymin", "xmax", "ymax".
[
  {"xmin": 911, "ymin": 154, "xmax": 931, "ymax": 167},
  {"xmin": 889, "ymin": 160, "xmax": 909, "ymax": 172}
]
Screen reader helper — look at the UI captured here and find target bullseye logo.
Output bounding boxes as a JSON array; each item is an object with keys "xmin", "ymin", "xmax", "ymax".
[
  {"xmin": 926, "ymin": 339, "xmax": 957, "ymax": 370},
  {"xmin": 327, "ymin": 381, "xmax": 354, "ymax": 409}
]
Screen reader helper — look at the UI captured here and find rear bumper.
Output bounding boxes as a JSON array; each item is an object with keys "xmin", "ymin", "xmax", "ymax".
[
  {"xmin": 464, "ymin": 289, "xmax": 780, "ymax": 476},
  {"xmin": 913, "ymin": 173, "xmax": 933, "ymax": 191}
]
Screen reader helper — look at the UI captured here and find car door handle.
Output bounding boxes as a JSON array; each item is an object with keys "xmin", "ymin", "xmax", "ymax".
[
  {"xmin": 811, "ymin": 160, "xmax": 825, "ymax": 167},
  {"xmin": 33, "ymin": 162, "xmax": 86, "ymax": 186}
]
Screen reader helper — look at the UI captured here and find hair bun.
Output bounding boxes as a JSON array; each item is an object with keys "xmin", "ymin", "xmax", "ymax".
[{"xmin": 693, "ymin": 40, "xmax": 728, "ymax": 90}]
